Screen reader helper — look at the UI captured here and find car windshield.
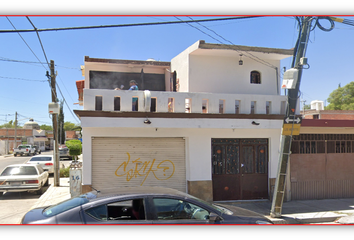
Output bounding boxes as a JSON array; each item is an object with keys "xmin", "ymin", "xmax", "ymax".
[
  {"xmin": 29, "ymin": 157, "xmax": 52, "ymax": 161},
  {"xmin": 178, "ymin": 191, "xmax": 233, "ymax": 215},
  {"xmin": 1, "ymin": 166, "xmax": 37, "ymax": 176},
  {"xmin": 43, "ymin": 192, "xmax": 97, "ymax": 217}
]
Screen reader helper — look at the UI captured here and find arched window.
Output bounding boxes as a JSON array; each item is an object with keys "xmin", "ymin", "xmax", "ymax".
[{"xmin": 250, "ymin": 71, "xmax": 261, "ymax": 84}]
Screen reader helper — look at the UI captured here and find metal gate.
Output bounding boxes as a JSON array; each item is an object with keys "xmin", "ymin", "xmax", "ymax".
[
  {"xmin": 212, "ymin": 139, "xmax": 269, "ymax": 201},
  {"xmin": 91, "ymin": 137, "xmax": 186, "ymax": 192}
]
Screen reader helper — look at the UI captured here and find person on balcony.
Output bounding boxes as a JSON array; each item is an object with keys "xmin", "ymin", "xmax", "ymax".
[{"xmin": 115, "ymin": 80, "xmax": 139, "ymax": 111}]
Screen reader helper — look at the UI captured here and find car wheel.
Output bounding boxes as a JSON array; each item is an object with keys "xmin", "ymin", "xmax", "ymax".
[{"xmin": 44, "ymin": 179, "xmax": 49, "ymax": 187}]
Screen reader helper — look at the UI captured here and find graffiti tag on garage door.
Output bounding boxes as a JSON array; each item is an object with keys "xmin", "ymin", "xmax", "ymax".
[{"xmin": 115, "ymin": 152, "xmax": 175, "ymax": 185}]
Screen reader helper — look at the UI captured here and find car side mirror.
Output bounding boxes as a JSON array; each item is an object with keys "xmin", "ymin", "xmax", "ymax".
[{"xmin": 209, "ymin": 212, "xmax": 222, "ymax": 223}]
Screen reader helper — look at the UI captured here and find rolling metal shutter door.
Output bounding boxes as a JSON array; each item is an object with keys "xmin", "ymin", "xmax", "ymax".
[{"xmin": 92, "ymin": 137, "xmax": 186, "ymax": 192}]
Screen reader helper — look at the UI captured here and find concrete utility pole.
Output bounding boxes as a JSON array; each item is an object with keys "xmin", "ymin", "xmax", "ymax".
[
  {"xmin": 50, "ymin": 60, "xmax": 60, "ymax": 187},
  {"xmin": 14, "ymin": 112, "xmax": 17, "ymax": 149},
  {"xmin": 270, "ymin": 17, "xmax": 313, "ymax": 218}
]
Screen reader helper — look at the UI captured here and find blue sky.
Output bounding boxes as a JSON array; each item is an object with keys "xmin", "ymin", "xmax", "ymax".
[{"xmin": 1, "ymin": 15, "xmax": 354, "ymax": 127}]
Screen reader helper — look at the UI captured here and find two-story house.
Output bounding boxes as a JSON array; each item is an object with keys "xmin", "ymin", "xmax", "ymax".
[{"xmin": 74, "ymin": 40, "xmax": 294, "ymax": 202}]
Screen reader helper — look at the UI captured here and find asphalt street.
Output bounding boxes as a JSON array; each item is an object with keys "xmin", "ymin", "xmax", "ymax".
[{"xmin": 0, "ymin": 151, "xmax": 72, "ymax": 224}]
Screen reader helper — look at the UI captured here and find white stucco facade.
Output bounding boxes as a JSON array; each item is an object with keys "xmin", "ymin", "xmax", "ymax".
[
  {"xmin": 80, "ymin": 118, "xmax": 283, "ymax": 187},
  {"xmin": 75, "ymin": 40, "xmax": 295, "ymax": 200}
]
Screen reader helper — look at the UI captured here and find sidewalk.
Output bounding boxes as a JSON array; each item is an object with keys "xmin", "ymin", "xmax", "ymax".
[
  {"xmin": 31, "ymin": 181, "xmax": 354, "ymax": 224},
  {"xmin": 30, "ymin": 177, "xmax": 71, "ymax": 210},
  {"xmin": 222, "ymin": 198, "xmax": 354, "ymax": 224}
]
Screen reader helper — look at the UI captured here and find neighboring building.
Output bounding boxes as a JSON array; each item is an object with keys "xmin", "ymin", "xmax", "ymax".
[
  {"xmin": 65, "ymin": 130, "xmax": 80, "ymax": 141},
  {"xmin": 286, "ymin": 100, "xmax": 354, "ymax": 200},
  {"xmin": 0, "ymin": 119, "xmax": 51, "ymax": 152},
  {"xmin": 74, "ymin": 40, "xmax": 294, "ymax": 202},
  {"xmin": 289, "ymin": 119, "xmax": 354, "ymax": 200},
  {"xmin": 0, "ymin": 128, "xmax": 33, "ymax": 151}
]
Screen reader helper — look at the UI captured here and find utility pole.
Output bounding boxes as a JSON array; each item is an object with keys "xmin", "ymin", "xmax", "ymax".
[
  {"xmin": 14, "ymin": 112, "xmax": 18, "ymax": 150},
  {"xmin": 49, "ymin": 60, "xmax": 60, "ymax": 187},
  {"xmin": 270, "ymin": 17, "xmax": 313, "ymax": 218}
]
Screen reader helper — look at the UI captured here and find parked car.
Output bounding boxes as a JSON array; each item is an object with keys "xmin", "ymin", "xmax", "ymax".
[
  {"xmin": 58, "ymin": 145, "xmax": 72, "ymax": 160},
  {"xmin": 21, "ymin": 186, "xmax": 273, "ymax": 224},
  {"xmin": 26, "ymin": 155, "xmax": 54, "ymax": 174},
  {"xmin": 13, "ymin": 145, "xmax": 36, "ymax": 157},
  {"xmin": 0, "ymin": 164, "xmax": 49, "ymax": 195}
]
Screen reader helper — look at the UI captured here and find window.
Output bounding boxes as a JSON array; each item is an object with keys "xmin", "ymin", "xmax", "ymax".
[
  {"xmin": 1, "ymin": 166, "xmax": 38, "ymax": 176},
  {"xmin": 235, "ymin": 100, "xmax": 240, "ymax": 114},
  {"xmin": 266, "ymin": 101, "xmax": 271, "ymax": 114},
  {"xmin": 153, "ymin": 198, "xmax": 209, "ymax": 221},
  {"xmin": 202, "ymin": 99, "xmax": 208, "ymax": 113},
  {"xmin": 185, "ymin": 98, "xmax": 192, "ymax": 113},
  {"xmin": 219, "ymin": 100, "xmax": 225, "ymax": 113},
  {"xmin": 167, "ymin": 98, "xmax": 173, "ymax": 112},
  {"xmin": 95, "ymin": 96, "xmax": 102, "ymax": 111},
  {"xmin": 114, "ymin": 97, "xmax": 120, "ymax": 111},
  {"xmin": 85, "ymin": 198, "xmax": 145, "ymax": 221},
  {"xmin": 291, "ymin": 134, "xmax": 354, "ymax": 154},
  {"xmin": 151, "ymin": 98, "xmax": 157, "ymax": 112},
  {"xmin": 250, "ymin": 71, "xmax": 261, "ymax": 84},
  {"xmin": 280, "ymin": 101, "xmax": 286, "ymax": 115},
  {"xmin": 251, "ymin": 101, "xmax": 256, "ymax": 114}
]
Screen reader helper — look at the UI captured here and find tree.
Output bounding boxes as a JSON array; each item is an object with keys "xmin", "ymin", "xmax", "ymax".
[
  {"xmin": 65, "ymin": 139, "xmax": 82, "ymax": 161},
  {"xmin": 326, "ymin": 82, "xmax": 354, "ymax": 110},
  {"xmin": 303, "ymin": 104, "xmax": 311, "ymax": 110},
  {"xmin": 58, "ymin": 101, "xmax": 65, "ymax": 144},
  {"xmin": 40, "ymin": 124, "xmax": 53, "ymax": 131},
  {"xmin": 0, "ymin": 120, "xmax": 21, "ymax": 129},
  {"xmin": 64, "ymin": 122, "xmax": 80, "ymax": 131}
]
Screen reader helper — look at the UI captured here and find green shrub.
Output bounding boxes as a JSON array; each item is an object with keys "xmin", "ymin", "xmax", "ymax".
[
  {"xmin": 60, "ymin": 166, "xmax": 70, "ymax": 177},
  {"xmin": 65, "ymin": 139, "xmax": 82, "ymax": 158}
]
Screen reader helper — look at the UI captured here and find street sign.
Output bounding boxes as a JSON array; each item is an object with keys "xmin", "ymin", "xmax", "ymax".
[
  {"xmin": 283, "ymin": 116, "xmax": 302, "ymax": 124},
  {"xmin": 282, "ymin": 123, "xmax": 301, "ymax": 135}
]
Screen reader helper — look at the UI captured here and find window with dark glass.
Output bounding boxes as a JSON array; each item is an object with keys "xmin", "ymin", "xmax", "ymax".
[
  {"xmin": 250, "ymin": 71, "xmax": 261, "ymax": 84},
  {"xmin": 95, "ymin": 96, "xmax": 102, "ymax": 111}
]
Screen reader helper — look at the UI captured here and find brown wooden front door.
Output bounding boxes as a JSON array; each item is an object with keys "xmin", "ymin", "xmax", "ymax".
[{"xmin": 212, "ymin": 139, "xmax": 269, "ymax": 201}]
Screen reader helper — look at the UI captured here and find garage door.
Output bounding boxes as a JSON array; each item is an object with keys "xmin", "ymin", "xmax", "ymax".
[{"xmin": 92, "ymin": 137, "xmax": 186, "ymax": 192}]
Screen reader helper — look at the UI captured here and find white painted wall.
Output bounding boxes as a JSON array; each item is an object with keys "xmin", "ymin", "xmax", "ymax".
[
  {"xmin": 188, "ymin": 55, "xmax": 280, "ymax": 95},
  {"xmin": 80, "ymin": 117, "xmax": 282, "ymax": 186},
  {"xmin": 84, "ymin": 89, "xmax": 291, "ymax": 114},
  {"xmin": 171, "ymin": 40, "xmax": 289, "ymax": 96}
]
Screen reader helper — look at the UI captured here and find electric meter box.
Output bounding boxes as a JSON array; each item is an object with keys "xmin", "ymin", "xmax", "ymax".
[
  {"xmin": 281, "ymin": 68, "xmax": 299, "ymax": 89},
  {"xmin": 48, "ymin": 102, "xmax": 60, "ymax": 114}
]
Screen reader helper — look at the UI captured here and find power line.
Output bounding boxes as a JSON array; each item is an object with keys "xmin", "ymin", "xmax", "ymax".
[
  {"xmin": 0, "ymin": 56, "xmax": 81, "ymax": 70},
  {"xmin": 26, "ymin": 17, "xmax": 50, "ymax": 68},
  {"xmin": 6, "ymin": 17, "xmax": 49, "ymax": 71},
  {"xmin": 182, "ymin": 16, "xmax": 278, "ymax": 70},
  {"xmin": 0, "ymin": 16, "xmax": 261, "ymax": 33},
  {"xmin": 0, "ymin": 76, "xmax": 47, "ymax": 82}
]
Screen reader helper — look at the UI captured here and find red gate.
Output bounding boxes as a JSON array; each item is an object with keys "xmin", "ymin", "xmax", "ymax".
[{"xmin": 212, "ymin": 139, "xmax": 268, "ymax": 201}]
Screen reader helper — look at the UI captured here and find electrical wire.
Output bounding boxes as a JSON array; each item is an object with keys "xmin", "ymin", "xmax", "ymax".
[
  {"xmin": 0, "ymin": 16, "xmax": 261, "ymax": 33},
  {"xmin": 6, "ymin": 17, "xmax": 49, "ymax": 71},
  {"xmin": 0, "ymin": 76, "xmax": 47, "ymax": 82},
  {"xmin": 26, "ymin": 17, "xmax": 50, "ymax": 69},
  {"xmin": 176, "ymin": 16, "xmax": 278, "ymax": 70}
]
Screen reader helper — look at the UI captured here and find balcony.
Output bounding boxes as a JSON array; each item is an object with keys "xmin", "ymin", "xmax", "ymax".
[{"xmin": 83, "ymin": 89, "xmax": 290, "ymax": 115}]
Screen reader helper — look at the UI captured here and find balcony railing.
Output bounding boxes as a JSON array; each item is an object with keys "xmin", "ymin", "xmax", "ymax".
[{"xmin": 83, "ymin": 89, "xmax": 290, "ymax": 115}]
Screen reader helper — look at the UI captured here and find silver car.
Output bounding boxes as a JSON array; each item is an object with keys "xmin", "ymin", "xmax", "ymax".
[
  {"xmin": 59, "ymin": 147, "xmax": 73, "ymax": 160},
  {"xmin": 0, "ymin": 164, "xmax": 49, "ymax": 194},
  {"xmin": 27, "ymin": 155, "xmax": 54, "ymax": 174}
]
